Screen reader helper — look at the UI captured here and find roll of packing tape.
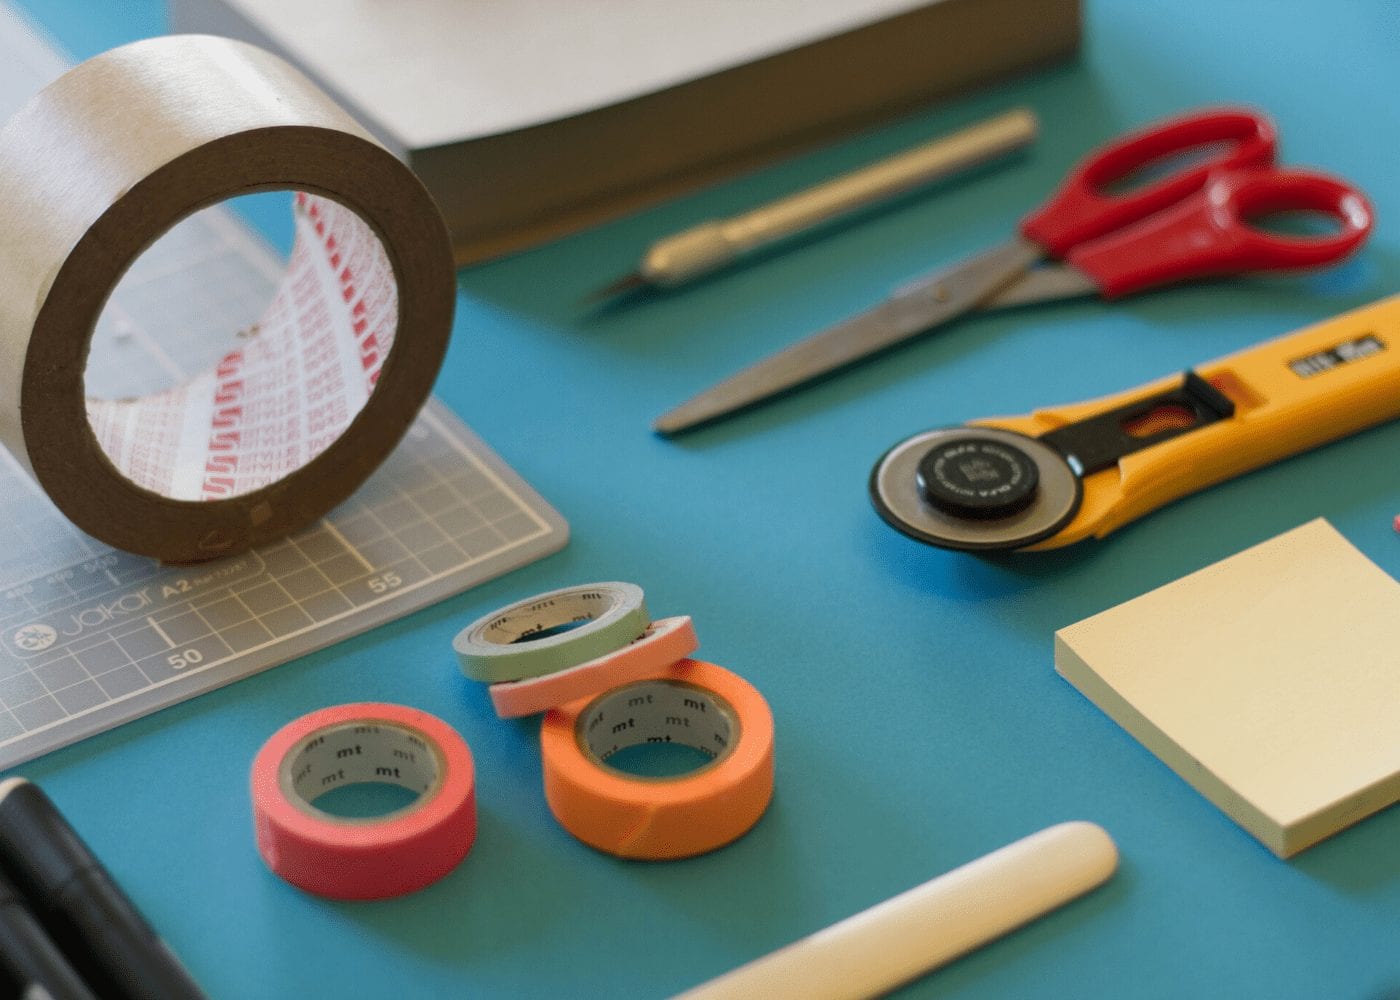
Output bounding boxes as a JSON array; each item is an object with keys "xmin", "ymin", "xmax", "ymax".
[
  {"xmin": 490, "ymin": 615, "xmax": 700, "ymax": 718},
  {"xmin": 250, "ymin": 703, "xmax": 476, "ymax": 900},
  {"xmin": 0, "ymin": 35, "xmax": 454, "ymax": 562},
  {"xmin": 540, "ymin": 658, "xmax": 774, "ymax": 860},
  {"xmin": 454, "ymin": 582, "xmax": 650, "ymax": 683}
]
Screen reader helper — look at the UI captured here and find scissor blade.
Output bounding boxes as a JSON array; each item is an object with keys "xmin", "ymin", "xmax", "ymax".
[
  {"xmin": 654, "ymin": 237, "xmax": 1042, "ymax": 435},
  {"xmin": 978, "ymin": 264, "xmax": 1099, "ymax": 311}
]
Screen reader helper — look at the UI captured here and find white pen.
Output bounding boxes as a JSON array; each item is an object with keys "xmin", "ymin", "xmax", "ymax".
[
  {"xmin": 673, "ymin": 821, "xmax": 1118, "ymax": 1000},
  {"xmin": 589, "ymin": 107, "xmax": 1038, "ymax": 300}
]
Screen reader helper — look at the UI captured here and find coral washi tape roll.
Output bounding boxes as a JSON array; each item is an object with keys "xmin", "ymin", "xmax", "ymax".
[
  {"xmin": 454, "ymin": 582, "xmax": 650, "ymax": 682},
  {"xmin": 540, "ymin": 658, "xmax": 774, "ymax": 860},
  {"xmin": 0, "ymin": 35, "xmax": 454, "ymax": 562},
  {"xmin": 490, "ymin": 615, "xmax": 700, "ymax": 718},
  {"xmin": 250, "ymin": 703, "xmax": 476, "ymax": 900}
]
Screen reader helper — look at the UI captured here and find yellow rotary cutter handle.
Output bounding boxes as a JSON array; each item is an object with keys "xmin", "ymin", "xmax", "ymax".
[{"xmin": 871, "ymin": 295, "xmax": 1400, "ymax": 552}]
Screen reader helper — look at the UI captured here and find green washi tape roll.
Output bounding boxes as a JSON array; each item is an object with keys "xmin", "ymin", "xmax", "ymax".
[{"xmin": 454, "ymin": 582, "xmax": 650, "ymax": 683}]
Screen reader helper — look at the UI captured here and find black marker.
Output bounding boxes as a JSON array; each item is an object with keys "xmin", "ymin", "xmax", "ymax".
[
  {"xmin": 0, "ymin": 865, "xmax": 98, "ymax": 1000},
  {"xmin": 0, "ymin": 778, "xmax": 207, "ymax": 1000}
]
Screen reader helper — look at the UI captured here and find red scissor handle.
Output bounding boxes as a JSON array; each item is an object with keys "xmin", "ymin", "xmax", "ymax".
[
  {"xmin": 1020, "ymin": 108, "xmax": 1277, "ymax": 257},
  {"xmin": 1066, "ymin": 167, "xmax": 1373, "ymax": 298}
]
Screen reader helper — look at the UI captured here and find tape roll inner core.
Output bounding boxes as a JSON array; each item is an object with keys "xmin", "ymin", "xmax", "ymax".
[
  {"xmin": 482, "ymin": 589, "xmax": 625, "ymax": 645},
  {"xmin": 84, "ymin": 191, "xmax": 398, "ymax": 503},
  {"xmin": 577, "ymin": 680, "xmax": 739, "ymax": 774},
  {"xmin": 281, "ymin": 719, "xmax": 442, "ymax": 820}
]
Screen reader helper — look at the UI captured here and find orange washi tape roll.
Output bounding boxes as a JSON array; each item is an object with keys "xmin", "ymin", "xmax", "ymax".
[
  {"xmin": 539, "ymin": 658, "xmax": 773, "ymax": 860},
  {"xmin": 489, "ymin": 615, "xmax": 700, "ymax": 718},
  {"xmin": 250, "ymin": 703, "xmax": 476, "ymax": 900}
]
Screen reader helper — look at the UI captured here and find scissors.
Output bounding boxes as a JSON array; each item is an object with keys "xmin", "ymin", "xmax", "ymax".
[
  {"xmin": 869, "ymin": 295, "xmax": 1400, "ymax": 552},
  {"xmin": 654, "ymin": 107, "xmax": 1373, "ymax": 435}
]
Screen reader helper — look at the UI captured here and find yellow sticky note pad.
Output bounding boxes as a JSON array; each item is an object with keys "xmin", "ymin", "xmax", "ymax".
[{"xmin": 1055, "ymin": 519, "xmax": 1400, "ymax": 858}]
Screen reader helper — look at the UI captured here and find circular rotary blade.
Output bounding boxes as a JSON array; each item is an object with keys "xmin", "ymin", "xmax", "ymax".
[{"xmin": 869, "ymin": 426, "xmax": 1082, "ymax": 552}]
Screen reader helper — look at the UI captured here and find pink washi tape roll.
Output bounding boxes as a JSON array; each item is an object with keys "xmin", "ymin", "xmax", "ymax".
[
  {"xmin": 488, "ymin": 615, "xmax": 700, "ymax": 718},
  {"xmin": 250, "ymin": 702, "xmax": 476, "ymax": 900}
]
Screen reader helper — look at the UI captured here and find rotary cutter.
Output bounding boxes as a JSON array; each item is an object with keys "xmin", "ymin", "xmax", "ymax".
[{"xmin": 870, "ymin": 296, "xmax": 1400, "ymax": 552}]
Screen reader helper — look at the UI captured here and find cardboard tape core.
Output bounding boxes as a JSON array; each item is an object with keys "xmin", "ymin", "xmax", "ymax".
[
  {"xmin": 282, "ymin": 719, "xmax": 440, "ymax": 817},
  {"xmin": 579, "ymin": 680, "xmax": 738, "ymax": 770},
  {"xmin": 86, "ymin": 194, "xmax": 398, "ymax": 502},
  {"xmin": 479, "ymin": 588, "xmax": 630, "ymax": 644}
]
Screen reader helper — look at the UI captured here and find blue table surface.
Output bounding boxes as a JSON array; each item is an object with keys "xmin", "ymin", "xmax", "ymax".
[{"xmin": 8, "ymin": 1, "xmax": 1400, "ymax": 997}]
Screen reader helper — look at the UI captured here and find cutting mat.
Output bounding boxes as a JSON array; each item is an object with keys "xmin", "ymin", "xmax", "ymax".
[{"xmin": 0, "ymin": 6, "xmax": 567, "ymax": 770}]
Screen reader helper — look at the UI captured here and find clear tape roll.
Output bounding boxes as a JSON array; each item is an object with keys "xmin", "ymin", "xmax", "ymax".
[{"xmin": 0, "ymin": 35, "xmax": 454, "ymax": 562}]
